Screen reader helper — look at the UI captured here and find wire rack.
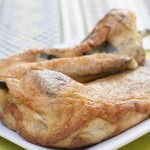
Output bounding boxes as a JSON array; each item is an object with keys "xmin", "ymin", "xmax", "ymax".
[
  {"xmin": 0, "ymin": 0, "xmax": 150, "ymax": 59},
  {"xmin": 0, "ymin": 0, "xmax": 60, "ymax": 58}
]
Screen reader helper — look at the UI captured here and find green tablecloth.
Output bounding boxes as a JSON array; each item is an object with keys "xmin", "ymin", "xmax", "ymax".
[{"xmin": 1, "ymin": 51, "xmax": 150, "ymax": 150}]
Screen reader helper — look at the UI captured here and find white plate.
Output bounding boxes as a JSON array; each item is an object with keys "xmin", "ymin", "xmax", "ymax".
[
  {"xmin": 0, "ymin": 119, "xmax": 150, "ymax": 150},
  {"xmin": 0, "ymin": 40, "xmax": 150, "ymax": 150}
]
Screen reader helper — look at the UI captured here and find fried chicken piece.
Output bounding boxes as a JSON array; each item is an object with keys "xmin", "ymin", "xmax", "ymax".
[
  {"xmin": 0, "ymin": 53, "xmax": 137, "ymax": 83},
  {"xmin": 0, "ymin": 9, "xmax": 147, "ymax": 70},
  {"xmin": 0, "ymin": 67, "xmax": 150, "ymax": 149},
  {"xmin": 82, "ymin": 8, "xmax": 146, "ymax": 65}
]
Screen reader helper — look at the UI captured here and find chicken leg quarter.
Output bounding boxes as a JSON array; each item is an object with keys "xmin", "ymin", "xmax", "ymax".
[{"xmin": 0, "ymin": 67, "xmax": 150, "ymax": 148}]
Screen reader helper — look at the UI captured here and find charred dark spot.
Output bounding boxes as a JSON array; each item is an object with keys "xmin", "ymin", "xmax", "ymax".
[
  {"xmin": 81, "ymin": 42, "xmax": 117, "ymax": 55},
  {"xmin": 47, "ymin": 55, "xmax": 57, "ymax": 60},
  {"xmin": 118, "ymin": 19, "xmax": 122, "ymax": 23},
  {"xmin": 32, "ymin": 70, "xmax": 70, "ymax": 98},
  {"xmin": 0, "ymin": 80, "xmax": 8, "ymax": 91},
  {"xmin": 94, "ymin": 41, "xmax": 117, "ymax": 53},
  {"xmin": 136, "ymin": 49, "xmax": 142, "ymax": 56},
  {"xmin": 45, "ymin": 91, "xmax": 56, "ymax": 98},
  {"xmin": 121, "ymin": 14, "xmax": 126, "ymax": 18},
  {"xmin": 54, "ymin": 49, "xmax": 59, "ymax": 51},
  {"xmin": 39, "ymin": 53, "xmax": 57, "ymax": 60},
  {"xmin": 82, "ymin": 52, "xmax": 87, "ymax": 55},
  {"xmin": 145, "ymin": 29, "xmax": 150, "ymax": 33}
]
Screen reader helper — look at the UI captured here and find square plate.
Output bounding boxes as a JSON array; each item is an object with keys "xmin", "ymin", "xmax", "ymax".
[
  {"xmin": 0, "ymin": 40, "xmax": 150, "ymax": 150},
  {"xmin": 1, "ymin": 119, "xmax": 150, "ymax": 150}
]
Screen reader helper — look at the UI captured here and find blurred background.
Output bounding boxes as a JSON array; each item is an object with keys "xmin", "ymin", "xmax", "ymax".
[{"xmin": 0, "ymin": 0, "xmax": 150, "ymax": 58}]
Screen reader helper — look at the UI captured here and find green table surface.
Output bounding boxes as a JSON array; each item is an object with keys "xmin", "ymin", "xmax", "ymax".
[{"xmin": 1, "ymin": 51, "xmax": 150, "ymax": 150}]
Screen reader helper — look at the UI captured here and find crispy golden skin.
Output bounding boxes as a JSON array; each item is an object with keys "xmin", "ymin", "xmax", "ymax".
[
  {"xmin": 0, "ymin": 53, "xmax": 137, "ymax": 83},
  {"xmin": 83, "ymin": 8, "xmax": 146, "ymax": 65},
  {"xmin": 0, "ymin": 9, "xmax": 147, "ymax": 70},
  {"xmin": 0, "ymin": 67, "xmax": 150, "ymax": 148}
]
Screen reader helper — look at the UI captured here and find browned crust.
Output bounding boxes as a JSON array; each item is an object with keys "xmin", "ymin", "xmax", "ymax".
[
  {"xmin": 0, "ymin": 67, "xmax": 150, "ymax": 149},
  {"xmin": 1, "ymin": 102, "xmax": 149, "ymax": 149},
  {"xmin": 0, "ymin": 9, "xmax": 146, "ymax": 71},
  {"xmin": 0, "ymin": 53, "xmax": 138, "ymax": 82}
]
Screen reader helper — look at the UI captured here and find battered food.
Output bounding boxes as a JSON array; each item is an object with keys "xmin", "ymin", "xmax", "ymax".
[
  {"xmin": 0, "ymin": 53, "xmax": 137, "ymax": 83},
  {"xmin": 0, "ymin": 9, "xmax": 147, "ymax": 70},
  {"xmin": 0, "ymin": 67, "xmax": 150, "ymax": 148}
]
